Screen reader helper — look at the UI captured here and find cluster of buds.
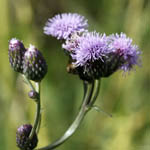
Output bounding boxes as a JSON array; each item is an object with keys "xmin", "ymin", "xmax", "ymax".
[
  {"xmin": 9, "ymin": 39, "xmax": 47, "ymax": 149},
  {"xmin": 8, "ymin": 38, "xmax": 47, "ymax": 82}
]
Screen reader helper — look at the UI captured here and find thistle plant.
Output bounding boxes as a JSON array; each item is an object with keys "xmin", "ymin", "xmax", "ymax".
[{"xmin": 8, "ymin": 13, "xmax": 141, "ymax": 150}]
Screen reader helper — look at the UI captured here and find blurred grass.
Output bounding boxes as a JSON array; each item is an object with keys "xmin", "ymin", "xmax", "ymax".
[{"xmin": 0, "ymin": 0, "xmax": 150, "ymax": 150}]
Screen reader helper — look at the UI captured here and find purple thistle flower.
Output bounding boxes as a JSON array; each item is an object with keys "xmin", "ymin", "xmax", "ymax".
[
  {"xmin": 63, "ymin": 32, "xmax": 141, "ymax": 82},
  {"xmin": 63, "ymin": 31, "xmax": 110, "ymax": 81},
  {"xmin": 108, "ymin": 33, "xmax": 141, "ymax": 72},
  {"xmin": 44, "ymin": 13, "xmax": 88, "ymax": 40},
  {"xmin": 71, "ymin": 31, "xmax": 108, "ymax": 67}
]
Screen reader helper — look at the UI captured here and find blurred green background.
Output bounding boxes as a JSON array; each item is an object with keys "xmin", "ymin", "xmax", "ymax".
[{"xmin": 0, "ymin": 0, "xmax": 150, "ymax": 150}]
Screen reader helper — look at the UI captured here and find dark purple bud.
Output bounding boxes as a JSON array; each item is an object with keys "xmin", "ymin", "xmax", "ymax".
[
  {"xmin": 28, "ymin": 90, "xmax": 39, "ymax": 99},
  {"xmin": 16, "ymin": 124, "xmax": 38, "ymax": 150},
  {"xmin": 8, "ymin": 38, "xmax": 26, "ymax": 73},
  {"xmin": 23, "ymin": 45, "xmax": 47, "ymax": 82}
]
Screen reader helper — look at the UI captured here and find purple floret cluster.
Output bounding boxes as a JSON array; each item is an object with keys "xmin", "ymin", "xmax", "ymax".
[
  {"xmin": 70, "ymin": 32, "xmax": 109, "ymax": 67},
  {"xmin": 44, "ymin": 13, "xmax": 88, "ymax": 40},
  {"xmin": 44, "ymin": 13, "xmax": 141, "ymax": 81},
  {"xmin": 108, "ymin": 33, "xmax": 141, "ymax": 72}
]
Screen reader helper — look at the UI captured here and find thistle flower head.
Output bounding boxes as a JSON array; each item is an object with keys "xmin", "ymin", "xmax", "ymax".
[
  {"xmin": 63, "ymin": 32, "xmax": 141, "ymax": 82},
  {"xmin": 44, "ymin": 13, "xmax": 88, "ymax": 40},
  {"xmin": 65, "ymin": 31, "xmax": 110, "ymax": 81},
  {"xmin": 16, "ymin": 124, "xmax": 38, "ymax": 150},
  {"xmin": 9, "ymin": 38, "xmax": 26, "ymax": 73},
  {"xmin": 23, "ymin": 45, "xmax": 47, "ymax": 82},
  {"xmin": 108, "ymin": 33, "xmax": 141, "ymax": 72},
  {"xmin": 71, "ymin": 31, "xmax": 108, "ymax": 67}
]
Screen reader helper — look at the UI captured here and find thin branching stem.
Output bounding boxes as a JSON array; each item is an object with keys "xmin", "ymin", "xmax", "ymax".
[
  {"xmin": 23, "ymin": 75, "xmax": 36, "ymax": 91},
  {"xmin": 29, "ymin": 82, "xmax": 41, "ymax": 139},
  {"xmin": 36, "ymin": 81, "xmax": 95, "ymax": 150},
  {"xmin": 89, "ymin": 79, "xmax": 101, "ymax": 106},
  {"xmin": 23, "ymin": 75, "xmax": 41, "ymax": 139}
]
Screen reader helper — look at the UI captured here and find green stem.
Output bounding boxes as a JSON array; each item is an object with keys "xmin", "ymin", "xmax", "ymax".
[
  {"xmin": 83, "ymin": 81, "xmax": 88, "ymax": 98},
  {"xmin": 89, "ymin": 79, "xmax": 101, "ymax": 106},
  {"xmin": 36, "ymin": 82, "xmax": 42, "ymax": 134},
  {"xmin": 29, "ymin": 82, "xmax": 41, "ymax": 139},
  {"xmin": 36, "ymin": 113, "xmax": 42, "ymax": 134},
  {"xmin": 86, "ymin": 81, "xmax": 95, "ymax": 105},
  {"xmin": 23, "ymin": 76, "xmax": 42, "ymax": 138},
  {"xmin": 23, "ymin": 75, "xmax": 35, "ymax": 91},
  {"xmin": 36, "ymin": 81, "xmax": 95, "ymax": 150}
]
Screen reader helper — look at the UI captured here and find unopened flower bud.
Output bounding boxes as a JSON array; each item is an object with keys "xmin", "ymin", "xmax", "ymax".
[
  {"xmin": 28, "ymin": 90, "xmax": 39, "ymax": 99},
  {"xmin": 16, "ymin": 124, "xmax": 38, "ymax": 150},
  {"xmin": 23, "ymin": 45, "xmax": 47, "ymax": 82},
  {"xmin": 8, "ymin": 38, "xmax": 26, "ymax": 73}
]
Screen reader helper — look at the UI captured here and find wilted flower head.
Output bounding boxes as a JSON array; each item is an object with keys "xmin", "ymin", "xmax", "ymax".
[
  {"xmin": 8, "ymin": 38, "xmax": 26, "ymax": 73},
  {"xmin": 108, "ymin": 33, "xmax": 141, "ymax": 72},
  {"xmin": 44, "ymin": 13, "xmax": 88, "ymax": 40},
  {"xmin": 23, "ymin": 45, "xmax": 47, "ymax": 82},
  {"xmin": 16, "ymin": 124, "xmax": 38, "ymax": 150}
]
